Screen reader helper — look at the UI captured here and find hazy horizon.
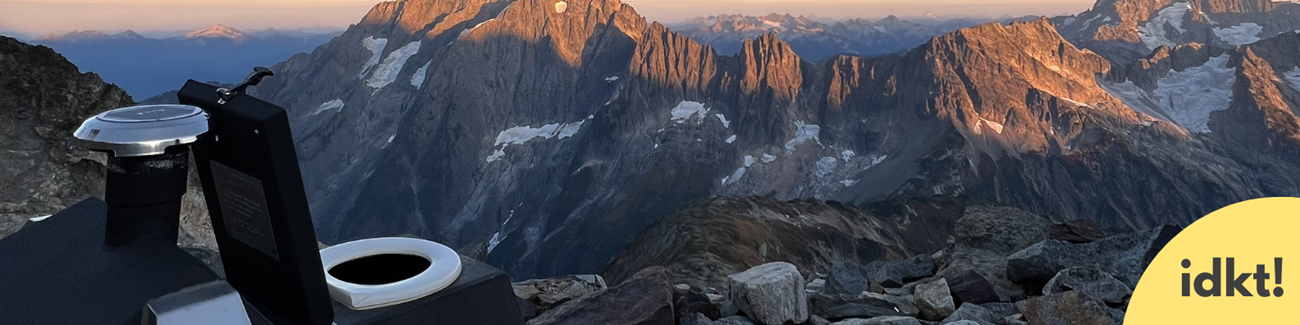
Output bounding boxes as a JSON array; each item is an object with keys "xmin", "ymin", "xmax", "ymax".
[{"xmin": 0, "ymin": 0, "xmax": 1095, "ymax": 37}]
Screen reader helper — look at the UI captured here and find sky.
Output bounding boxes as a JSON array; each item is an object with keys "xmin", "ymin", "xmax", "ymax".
[{"xmin": 0, "ymin": 0, "xmax": 1095, "ymax": 37}]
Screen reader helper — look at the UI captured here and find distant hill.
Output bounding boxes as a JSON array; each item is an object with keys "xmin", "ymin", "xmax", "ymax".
[{"xmin": 32, "ymin": 25, "xmax": 340, "ymax": 98}]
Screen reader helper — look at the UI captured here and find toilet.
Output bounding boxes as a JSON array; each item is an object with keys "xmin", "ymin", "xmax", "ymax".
[{"xmin": 319, "ymin": 237, "xmax": 463, "ymax": 310}]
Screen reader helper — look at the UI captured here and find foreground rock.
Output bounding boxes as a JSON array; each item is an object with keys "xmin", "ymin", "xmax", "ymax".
[
  {"xmin": 727, "ymin": 262, "xmax": 808, "ymax": 324},
  {"xmin": 935, "ymin": 206, "xmax": 1054, "ymax": 301},
  {"xmin": 514, "ymin": 274, "xmax": 608, "ymax": 311},
  {"xmin": 912, "ymin": 278, "xmax": 955, "ymax": 320},
  {"xmin": 1047, "ymin": 220, "xmax": 1105, "ymax": 244},
  {"xmin": 1043, "ymin": 267, "xmax": 1131, "ymax": 306},
  {"xmin": 1016, "ymin": 291, "xmax": 1116, "ymax": 325},
  {"xmin": 941, "ymin": 304, "xmax": 997, "ymax": 325},
  {"xmin": 1007, "ymin": 225, "xmax": 1180, "ymax": 288},
  {"xmin": 679, "ymin": 313, "xmax": 756, "ymax": 325},
  {"xmin": 945, "ymin": 269, "xmax": 1000, "ymax": 306},
  {"xmin": 808, "ymin": 293, "xmax": 902, "ymax": 320},
  {"xmin": 526, "ymin": 268, "xmax": 673, "ymax": 325},
  {"xmin": 829, "ymin": 316, "xmax": 923, "ymax": 325}
]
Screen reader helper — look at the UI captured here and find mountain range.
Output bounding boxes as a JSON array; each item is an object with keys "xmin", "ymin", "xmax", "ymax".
[
  {"xmin": 671, "ymin": 13, "xmax": 989, "ymax": 60},
  {"xmin": 4, "ymin": 0, "xmax": 1300, "ymax": 287},
  {"xmin": 31, "ymin": 25, "xmax": 340, "ymax": 98},
  {"xmin": 224, "ymin": 0, "xmax": 1300, "ymax": 282}
]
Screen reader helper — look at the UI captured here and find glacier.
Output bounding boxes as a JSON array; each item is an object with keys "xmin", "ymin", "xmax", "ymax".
[
  {"xmin": 359, "ymin": 37, "xmax": 389, "ymax": 78},
  {"xmin": 367, "ymin": 41, "xmax": 421, "ymax": 89}
]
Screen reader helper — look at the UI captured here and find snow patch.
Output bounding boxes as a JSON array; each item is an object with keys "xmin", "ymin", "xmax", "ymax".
[
  {"xmin": 670, "ymin": 101, "xmax": 710, "ymax": 124},
  {"xmin": 979, "ymin": 118, "xmax": 1005, "ymax": 135},
  {"xmin": 1138, "ymin": 2, "xmax": 1190, "ymax": 50},
  {"xmin": 726, "ymin": 135, "xmax": 737, "ymax": 144},
  {"xmin": 605, "ymin": 76, "xmax": 619, "ymax": 82},
  {"xmin": 1213, "ymin": 23, "xmax": 1263, "ymax": 45},
  {"xmin": 715, "ymin": 114, "xmax": 731, "ymax": 128},
  {"xmin": 725, "ymin": 167, "xmax": 747, "ymax": 185},
  {"xmin": 367, "ymin": 41, "xmax": 421, "ymax": 89},
  {"xmin": 1150, "ymin": 54, "xmax": 1235, "ymax": 133},
  {"xmin": 312, "ymin": 99, "xmax": 345, "ymax": 116},
  {"xmin": 359, "ymin": 37, "xmax": 389, "ymax": 78},
  {"xmin": 410, "ymin": 60, "xmax": 431, "ymax": 88},
  {"xmin": 555, "ymin": 1, "xmax": 568, "ymax": 13},
  {"xmin": 1284, "ymin": 67, "xmax": 1300, "ymax": 92},
  {"xmin": 816, "ymin": 157, "xmax": 838, "ymax": 177},
  {"xmin": 841, "ymin": 180, "xmax": 858, "ymax": 187},
  {"xmin": 840, "ymin": 150, "xmax": 855, "ymax": 162},
  {"xmin": 762, "ymin": 154, "xmax": 777, "ymax": 163},
  {"xmin": 487, "ymin": 232, "xmax": 503, "ymax": 254},
  {"xmin": 486, "ymin": 119, "xmax": 587, "ymax": 162},
  {"xmin": 784, "ymin": 121, "xmax": 822, "ymax": 154},
  {"xmin": 387, "ymin": 134, "xmax": 396, "ymax": 144},
  {"xmin": 744, "ymin": 155, "xmax": 755, "ymax": 167}
]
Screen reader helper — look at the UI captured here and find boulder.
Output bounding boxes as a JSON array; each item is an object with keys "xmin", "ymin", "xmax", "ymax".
[
  {"xmin": 809, "ymin": 315, "xmax": 832, "ymax": 325},
  {"xmin": 726, "ymin": 262, "xmax": 808, "ymax": 325},
  {"xmin": 679, "ymin": 313, "xmax": 757, "ymax": 325},
  {"xmin": 1002, "ymin": 314, "xmax": 1029, "ymax": 325},
  {"xmin": 1043, "ymin": 267, "xmax": 1132, "ymax": 305},
  {"xmin": 517, "ymin": 296, "xmax": 540, "ymax": 320},
  {"xmin": 1048, "ymin": 220, "xmax": 1105, "ymax": 243},
  {"xmin": 1007, "ymin": 225, "xmax": 1179, "ymax": 289},
  {"xmin": 676, "ymin": 289, "xmax": 721, "ymax": 320},
  {"xmin": 945, "ymin": 321, "xmax": 982, "ymax": 325},
  {"xmin": 514, "ymin": 274, "xmax": 608, "ymax": 307},
  {"xmin": 808, "ymin": 293, "xmax": 902, "ymax": 320},
  {"xmin": 940, "ymin": 303, "xmax": 996, "ymax": 325},
  {"xmin": 865, "ymin": 255, "xmax": 935, "ymax": 288},
  {"xmin": 826, "ymin": 261, "xmax": 871, "ymax": 295},
  {"xmin": 807, "ymin": 278, "xmax": 827, "ymax": 293},
  {"xmin": 977, "ymin": 302, "xmax": 1020, "ymax": 321},
  {"xmin": 944, "ymin": 269, "xmax": 999, "ymax": 306},
  {"xmin": 829, "ymin": 316, "xmax": 923, "ymax": 325},
  {"xmin": 526, "ymin": 267, "xmax": 674, "ymax": 325},
  {"xmin": 912, "ymin": 278, "xmax": 955, "ymax": 321},
  {"xmin": 863, "ymin": 292, "xmax": 919, "ymax": 316},
  {"xmin": 1016, "ymin": 291, "xmax": 1117, "ymax": 325}
]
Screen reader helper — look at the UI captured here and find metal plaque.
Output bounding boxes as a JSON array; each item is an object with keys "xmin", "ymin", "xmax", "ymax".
[{"xmin": 210, "ymin": 160, "xmax": 279, "ymax": 260}]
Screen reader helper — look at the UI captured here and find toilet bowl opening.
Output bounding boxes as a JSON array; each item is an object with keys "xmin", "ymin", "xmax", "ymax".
[{"xmin": 328, "ymin": 254, "xmax": 432, "ymax": 285}]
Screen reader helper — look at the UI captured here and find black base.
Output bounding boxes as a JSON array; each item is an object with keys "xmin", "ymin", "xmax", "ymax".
[{"xmin": 330, "ymin": 256, "xmax": 525, "ymax": 325}]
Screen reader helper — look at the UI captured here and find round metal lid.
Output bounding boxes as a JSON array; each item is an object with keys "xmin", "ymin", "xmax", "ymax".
[{"xmin": 74, "ymin": 105, "xmax": 209, "ymax": 157}]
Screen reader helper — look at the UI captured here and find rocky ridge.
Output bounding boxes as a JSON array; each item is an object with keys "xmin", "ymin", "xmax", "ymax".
[
  {"xmin": 517, "ymin": 202, "xmax": 1176, "ymax": 325},
  {"xmin": 672, "ymin": 14, "xmax": 984, "ymax": 60}
]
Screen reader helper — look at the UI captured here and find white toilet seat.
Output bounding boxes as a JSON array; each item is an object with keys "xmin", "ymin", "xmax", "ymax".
[{"xmin": 320, "ymin": 237, "xmax": 463, "ymax": 310}]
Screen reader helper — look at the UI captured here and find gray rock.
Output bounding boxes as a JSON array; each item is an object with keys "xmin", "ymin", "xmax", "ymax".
[
  {"xmin": 829, "ymin": 316, "xmax": 923, "ymax": 325},
  {"xmin": 864, "ymin": 292, "xmax": 919, "ymax": 316},
  {"xmin": 1048, "ymin": 220, "xmax": 1105, "ymax": 244},
  {"xmin": 826, "ymin": 261, "xmax": 871, "ymax": 295},
  {"xmin": 808, "ymin": 293, "xmax": 902, "ymax": 320},
  {"xmin": 809, "ymin": 315, "xmax": 832, "ymax": 325},
  {"xmin": 726, "ymin": 262, "xmax": 808, "ymax": 325},
  {"xmin": 866, "ymin": 255, "xmax": 935, "ymax": 288},
  {"xmin": 940, "ymin": 303, "xmax": 996, "ymax": 325},
  {"xmin": 676, "ymin": 289, "xmax": 721, "ymax": 320},
  {"xmin": 944, "ymin": 269, "xmax": 999, "ymax": 306},
  {"xmin": 681, "ymin": 313, "xmax": 758, "ymax": 325},
  {"xmin": 1001, "ymin": 314, "xmax": 1029, "ymax": 325},
  {"xmin": 1007, "ymin": 225, "xmax": 1179, "ymax": 289},
  {"xmin": 1015, "ymin": 291, "xmax": 1116, "ymax": 325},
  {"xmin": 514, "ymin": 274, "xmax": 608, "ymax": 308},
  {"xmin": 1043, "ymin": 267, "xmax": 1132, "ymax": 305},
  {"xmin": 912, "ymin": 278, "xmax": 955, "ymax": 321},
  {"xmin": 807, "ymin": 278, "xmax": 827, "ymax": 293},
  {"xmin": 976, "ymin": 302, "xmax": 1019, "ymax": 321},
  {"xmin": 1107, "ymin": 308, "xmax": 1125, "ymax": 325},
  {"xmin": 525, "ymin": 267, "xmax": 674, "ymax": 325},
  {"xmin": 944, "ymin": 321, "xmax": 981, "ymax": 325}
]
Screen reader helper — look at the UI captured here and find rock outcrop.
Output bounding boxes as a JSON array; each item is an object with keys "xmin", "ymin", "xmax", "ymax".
[
  {"xmin": 725, "ymin": 262, "xmax": 808, "ymax": 325},
  {"xmin": 525, "ymin": 267, "xmax": 675, "ymax": 325}
]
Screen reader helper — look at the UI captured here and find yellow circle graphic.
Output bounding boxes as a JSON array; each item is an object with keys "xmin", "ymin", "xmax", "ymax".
[{"xmin": 1126, "ymin": 197, "xmax": 1298, "ymax": 323}]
